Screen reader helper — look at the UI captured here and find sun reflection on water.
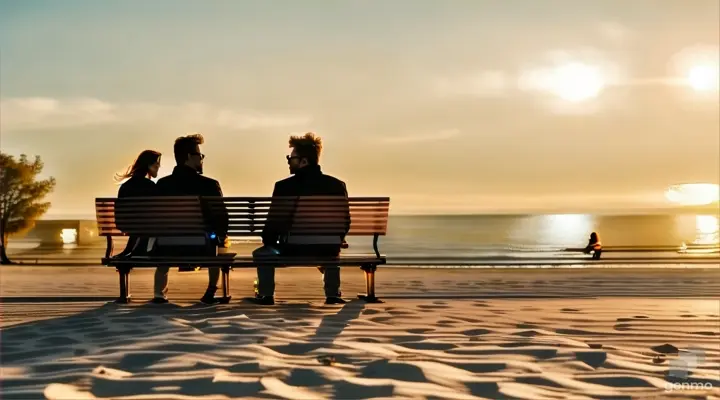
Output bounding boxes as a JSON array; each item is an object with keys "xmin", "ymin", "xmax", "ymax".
[{"xmin": 694, "ymin": 215, "xmax": 719, "ymax": 245}]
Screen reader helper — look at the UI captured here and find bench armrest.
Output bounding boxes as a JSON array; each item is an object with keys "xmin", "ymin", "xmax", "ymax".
[{"xmin": 373, "ymin": 234, "xmax": 380, "ymax": 258}]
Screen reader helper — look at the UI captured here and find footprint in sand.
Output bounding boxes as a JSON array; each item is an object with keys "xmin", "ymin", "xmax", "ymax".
[
  {"xmin": 561, "ymin": 308, "xmax": 580, "ymax": 313},
  {"xmin": 462, "ymin": 328, "xmax": 491, "ymax": 336},
  {"xmin": 651, "ymin": 343, "xmax": 679, "ymax": 354},
  {"xmin": 613, "ymin": 323, "xmax": 633, "ymax": 331},
  {"xmin": 398, "ymin": 342, "xmax": 456, "ymax": 351},
  {"xmin": 652, "ymin": 355, "xmax": 666, "ymax": 364},
  {"xmin": 514, "ymin": 330, "xmax": 542, "ymax": 337},
  {"xmin": 575, "ymin": 351, "xmax": 607, "ymax": 368},
  {"xmin": 356, "ymin": 337, "xmax": 384, "ymax": 343},
  {"xmin": 516, "ymin": 323, "xmax": 538, "ymax": 329},
  {"xmin": 556, "ymin": 328, "xmax": 597, "ymax": 335},
  {"xmin": 692, "ymin": 331, "xmax": 717, "ymax": 336},
  {"xmin": 407, "ymin": 328, "xmax": 434, "ymax": 334}
]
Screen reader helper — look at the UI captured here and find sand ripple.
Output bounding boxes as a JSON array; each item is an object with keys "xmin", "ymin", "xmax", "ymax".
[{"xmin": 1, "ymin": 296, "xmax": 718, "ymax": 399}]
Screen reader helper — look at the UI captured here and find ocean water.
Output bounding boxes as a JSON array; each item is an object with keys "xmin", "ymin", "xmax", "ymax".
[
  {"xmin": 9, "ymin": 213, "xmax": 720, "ymax": 262},
  {"xmin": 345, "ymin": 213, "xmax": 720, "ymax": 259}
]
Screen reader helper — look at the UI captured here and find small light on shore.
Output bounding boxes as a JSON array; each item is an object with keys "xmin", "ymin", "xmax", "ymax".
[{"xmin": 60, "ymin": 229, "xmax": 77, "ymax": 244}]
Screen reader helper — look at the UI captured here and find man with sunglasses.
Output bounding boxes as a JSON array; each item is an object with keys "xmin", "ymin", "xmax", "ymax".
[
  {"xmin": 250, "ymin": 132, "xmax": 350, "ymax": 305},
  {"xmin": 153, "ymin": 133, "xmax": 229, "ymax": 305}
]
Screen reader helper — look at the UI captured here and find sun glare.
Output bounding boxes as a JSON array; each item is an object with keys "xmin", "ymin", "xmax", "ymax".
[
  {"xmin": 550, "ymin": 63, "xmax": 605, "ymax": 102},
  {"xmin": 665, "ymin": 183, "xmax": 720, "ymax": 206},
  {"xmin": 687, "ymin": 64, "xmax": 719, "ymax": 92},
  {"xmin": 671, "ymin": 45, "xmax": 719, "ymax": 94}
]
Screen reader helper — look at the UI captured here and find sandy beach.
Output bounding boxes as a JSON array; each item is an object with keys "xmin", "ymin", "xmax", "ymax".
[{"xmin": 1, "ymin": 266, "xmax": 719, "ymax": 399}]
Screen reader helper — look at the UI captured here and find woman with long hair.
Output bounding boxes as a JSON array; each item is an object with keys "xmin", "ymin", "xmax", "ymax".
[
  {"xmin": 115, "ymin": 150, "xmax": 162, "ymax": 257},
  {"xmin": 116, "ymin": 150, "xmax": 162, "ymax": 196}
]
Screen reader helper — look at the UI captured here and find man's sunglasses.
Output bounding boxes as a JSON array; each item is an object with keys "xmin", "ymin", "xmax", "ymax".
[
  {"xmin": 286, "ymin": 155, "xmax": 301, "ymax": 163},
  {"xmin": 190, "ymin": 152, "xmax": 205, "ymax": 160}
]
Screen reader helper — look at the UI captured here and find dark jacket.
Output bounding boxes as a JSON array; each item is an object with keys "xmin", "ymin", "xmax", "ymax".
[
  {"xmin": 156, "ymin": 165, "xmax": 229, "ymax": 245},
  {"xmin": 262, "ymin": 165, "xmax": 350, "ymax": 254},
  {"xmin": 118, "ymin": 175, "xmax": 158, "ymax": 198},
  {"xmin": 115, "ymin": 176, "xmax": 158, "ymax": 255}
]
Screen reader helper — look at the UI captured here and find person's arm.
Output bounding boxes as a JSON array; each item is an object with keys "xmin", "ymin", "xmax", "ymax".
[
  {"xmin": 340, "ymin": 182, "xmax": 351, "ymax": 240},
  {"xmin": 262, "ymin": 183, "xmax": 284, "ymax": 246},
  {"xmin": 207, "ymin": 180, "xmax": 230, "ymax": 248}
]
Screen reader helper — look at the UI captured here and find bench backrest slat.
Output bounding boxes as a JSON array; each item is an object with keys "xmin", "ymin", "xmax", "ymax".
[
  {"xmin": 96, "ymin": 196, "xmax": 208, "ymax": 236},
  {"xmin": 95, "ymin": 196, "xmax": 390, "ymax": 237}
]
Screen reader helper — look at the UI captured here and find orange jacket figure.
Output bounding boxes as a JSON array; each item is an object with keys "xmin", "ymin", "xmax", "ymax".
[{"xmin": 585, "ymin": 232, "xmax": 602, "ymax": 259}]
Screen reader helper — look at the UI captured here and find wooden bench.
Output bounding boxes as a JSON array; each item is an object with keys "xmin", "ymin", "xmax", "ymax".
[{"xmin": 95, "ymin": 196, "xmax": 390, "ymax": 304}]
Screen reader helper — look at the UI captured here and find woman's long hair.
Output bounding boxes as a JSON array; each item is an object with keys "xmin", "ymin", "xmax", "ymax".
[{"xmin": 114, "ymin": 150, "xmax": 162, "ymax": 183}]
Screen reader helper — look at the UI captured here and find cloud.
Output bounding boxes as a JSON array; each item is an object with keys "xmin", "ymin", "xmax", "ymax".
[
  {"xmin": 597, "ymin": 21, "xmax": 631, "ymax": 43},
  {"xmin": 433, "ymin": 70, "xmax": 509, "ymax": 98},
  {"xmin": 0, "ymin": 97, "xmax": 313, "ymax": 132},
  {"xmin": 382, "ymin": 129, "xmax": 460, "ymax": 144}
]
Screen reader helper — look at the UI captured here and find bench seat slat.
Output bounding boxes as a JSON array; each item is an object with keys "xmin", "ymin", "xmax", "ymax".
[{"xmin": 104, "ymin": 254, "xmax": 386, "ymax": 267}]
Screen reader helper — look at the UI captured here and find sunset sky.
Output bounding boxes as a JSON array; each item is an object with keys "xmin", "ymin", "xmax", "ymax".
[{"xmin": 1, "ymin": 0, "xmax": 718, "ymax": 215}]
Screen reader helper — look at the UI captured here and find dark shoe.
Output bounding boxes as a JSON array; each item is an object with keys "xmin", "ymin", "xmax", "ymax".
[
  {"xmin": 325, "ymin": 296, "xmax": 347, "ymax": 305},
  {"xmin": 151, "ymin": 297, "xmax": 169, "ymax": 304},
  {"xmin": 200, "ymin": 286, "xmax": 219, "ymax": 304},
  {"xmin": 248, "ymin": 296, "xmax": 275, "ymax": 305},
  {"xmin": 201, "ymin": 297, "xmax": 220, "ymax": 305}
]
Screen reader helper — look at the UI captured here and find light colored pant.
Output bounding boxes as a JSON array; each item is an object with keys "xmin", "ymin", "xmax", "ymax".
[
  {"xmin": 253, "ymin": 246, "xmax": 340, "ymax": 298},
  {"xmin": 154, "ymin": 266, "xmax": 220, "ymax": 299}
]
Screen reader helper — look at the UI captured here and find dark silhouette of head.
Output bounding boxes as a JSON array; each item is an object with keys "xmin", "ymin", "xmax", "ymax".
[
  {"xmin": 590, "ymin": 232, "xmax": 599, "ymax": 242},
  {"xmin": 174, "ymin": 133, "xmax": 205, "ymax": 174},
  {"xmin": 115, "ymin": 150, "xmax": 162, "ymax": 182},
  {"xmin": 287, "ymin": 132, "xmax": 322, "ymax": 174}
]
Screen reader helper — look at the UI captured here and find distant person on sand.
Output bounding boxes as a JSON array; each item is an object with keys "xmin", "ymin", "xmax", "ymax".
[
  {"xmin": 153, "ymin": 133, "xmax": 230, "ymax": 305},
  {"xmin": 113, "ymin": 150, "xmax": 161, "ymax": 258},
  {"xmin": 251, "ymin": 132, "xmax": 350, "ymax": 305},
  {"xmin": 584, "ymin": 232, "xmax": 602, "ymax": 260}
]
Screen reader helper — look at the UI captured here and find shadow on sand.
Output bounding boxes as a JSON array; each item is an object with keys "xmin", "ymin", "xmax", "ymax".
[{"xmin": 0, "ymin": 299, "xmax": 378, "ymax": 399}]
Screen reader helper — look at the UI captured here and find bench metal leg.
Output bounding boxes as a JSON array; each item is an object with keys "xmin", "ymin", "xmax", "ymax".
[
  {"xmin": 358, "ymin": 264, "xmax": 383, "ymax": 303},
  {"xmin": 219, "ymin": 266, "xmax": 232, "ymax": 304},
  {"xmin": 116, "ymin": 267, "xmax": 131, "ymax": 304}
]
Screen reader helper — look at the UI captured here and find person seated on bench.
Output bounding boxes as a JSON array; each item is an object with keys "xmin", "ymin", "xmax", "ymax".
[
  {"xmin": 113, "ymin": 150, "xmax": 161, "ymax": 258},
  {"xmin": 153, "ymin": 133, "xmax": 230, "ymax": 304},
  {"xmin": 584, "ymin": 232, "xmax": 602, "ymax": 260},
  {"xmin": 251, "ymin": 132, "xmax": 350, "ymax": 305}
]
